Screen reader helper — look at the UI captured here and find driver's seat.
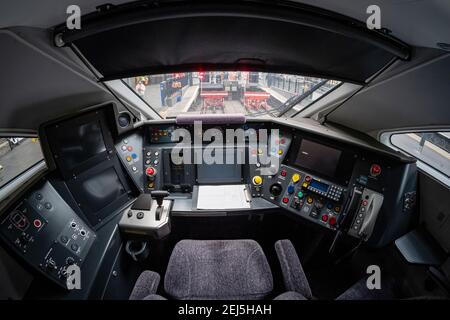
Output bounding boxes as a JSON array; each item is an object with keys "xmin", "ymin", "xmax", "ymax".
[{"xmin": 130, "ymin": 239, "xmax": 274, "ymax": 300}]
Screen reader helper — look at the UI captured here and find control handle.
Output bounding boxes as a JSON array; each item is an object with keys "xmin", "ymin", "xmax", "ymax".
[
  {"xmin": 151, "ymin": 190, "xmax": 169, "ymax": 207},
  {"xmin": 151, "ymin": 190, "xmax": 170, "ymax": 221}
]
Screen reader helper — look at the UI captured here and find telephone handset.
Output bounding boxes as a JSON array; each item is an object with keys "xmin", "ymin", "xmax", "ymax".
[
  {"xmin": 329, "ymin": 186, "xmax": 383, "ymax": 253},
  {"xmin": 347, "ymin": 189, "xmax": 384, "ymax": 240},
  {"xmin": 329, "ymin": 185, "xmax": 363, "ymax": 253}
]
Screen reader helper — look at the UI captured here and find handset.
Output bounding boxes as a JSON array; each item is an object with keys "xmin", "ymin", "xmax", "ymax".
[
  {"xmin": 358, "ymin": 192, "xmax": 384, "ymax": 239},
  {"xmin": 329, "ymin": 185, "xmax": 363, "ymax": 253},
  {"xmin": 347, "ymin": 188, "xmax": 384, "ymax": 240}
]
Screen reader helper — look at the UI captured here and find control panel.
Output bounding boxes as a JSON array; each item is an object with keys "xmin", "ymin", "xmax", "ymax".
[
  {"xmin": 262, "ymin": 165, "xmax": 346, "ymax": 230},
  {"xmin": 249, "ymin": 131, "xmax": 292, "ymax": 198},
  {"xmin": 0, "ymin": 181, "xmax": 96, "ymax": 288},
  {"xmin": 144, "ymin": 147, "xmax": 163, "ymax": 191},
  {"xmin": 149, "ymin": 126, "xmax": 176, "ymax": 144},
  {"xmin": 116, "ymin": 132, "xmax": 144, "ymax": 192}
]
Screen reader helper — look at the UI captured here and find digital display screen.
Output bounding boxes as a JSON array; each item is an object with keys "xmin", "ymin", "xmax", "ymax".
[
  {"xmin": 56, "ymin": 121, "xmax": 107, "ymax": 170},
  {"xmin": 78, "ymin": 167, "xmax": 126, "ymax": 215},
  {"xmin": 309, "ymin": 180, "xmax": 329, "ymax": 193},
  {"xmin": 294, "ymin": 139, "xmax": 342, "ymax": 178}
]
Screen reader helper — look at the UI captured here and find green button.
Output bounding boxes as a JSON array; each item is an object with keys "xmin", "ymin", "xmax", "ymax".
[{"xmin": 297, "ymin": 191, "xmax": 304, "ymax": 198}]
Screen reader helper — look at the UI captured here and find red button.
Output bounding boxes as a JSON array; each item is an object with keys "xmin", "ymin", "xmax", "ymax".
[
  {"xmin": 370, "ymin": 164, "xmax": 381, "ymax": 176},
  {"xmin": 33, "ymin": 219, "xmax": 42, "ymax": 228},
  {"xmin": 321, "ymin": 215, "xmax": 329, "ymax": 222},
  {"xmin": 282, "ymin": 197, "xmax": 289, "ymax": 204},
  {"xmin": 329, "ymin": 216, "xmax": 337, "ymax": 226},
  {"xmin": 280, "ymin": 138, "xmax": 285, "ymax": 145},
  {"xmin": 127, "ymin": 146, "xmax": 133, "ymax": 152},
  {"xmin": 146, "ymin": 167, "xmax": 155, "ymax": 176},
  {"xmin": 281, "ymin": 170, "xmax": 287, "ymax": 177},
  {"xmin": 362, "ymin": 200, "xmax": 368, "ymax": 206},
  {"xmin": 305, "ymin": 176, "xmax": 312, "ymax": 182}
]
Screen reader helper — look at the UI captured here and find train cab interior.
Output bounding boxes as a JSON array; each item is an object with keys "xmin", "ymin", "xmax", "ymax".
[{"xmin": 0, "ymin": 0, "xmax": 449, "ymax": 301}]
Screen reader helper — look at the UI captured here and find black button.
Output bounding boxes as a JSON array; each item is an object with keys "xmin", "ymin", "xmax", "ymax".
[
  {"xmin": 35, "ymin": 193, "xmax": 43, "ymax": 201},
  {"xmin": 44, "ymin": 202, "xmax": 52, "ymax": 210},
  {"xmin": 71, "ymin": 243, "xmax": 79, "ymax": 252},
  {"xmin": 137, "ymin": 212, "xmax": 144, "ymax": 219},
  {"xmin": 60, "ymin": 235, "xmax": 69, "ymax": 244},
  {"xmin": 66, "ymin": 257, "xmax": 75, "ymax": 265},
  {"xmin": 127, "ymin": 211, "xmax": 133, "ymax": 218}
]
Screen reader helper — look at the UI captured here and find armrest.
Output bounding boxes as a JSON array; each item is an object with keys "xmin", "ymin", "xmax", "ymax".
[
  {"xmin": 129, "ymin": 270, "xmax": 161, "ymax": 300},
  {"xmin": 275, "ymin": 239, "xmax": 312, "ymax": 299}
]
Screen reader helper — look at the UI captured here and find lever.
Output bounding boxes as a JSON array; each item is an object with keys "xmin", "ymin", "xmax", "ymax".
[{"xmin": 151, "ymin": 190, "xmax": 170, "ymax": 221}]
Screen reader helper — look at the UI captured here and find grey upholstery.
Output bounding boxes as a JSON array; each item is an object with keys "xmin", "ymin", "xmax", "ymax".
[
  {"xmin": 143, "ymin": 294, "xmax": 167, "ymax": 300},
  {"xmin": 274, "ymin": 291, "xmax": 307, "ymax": 300},
  {"xmin": 129, "ymin": 270, "xmax": 161, "ymax": 300},
  {"xmin": 274, "ymin": 239, "xmax": 312, "ymax": 299},
  {"xmin": 164, "ymin": 239, "xmax": 273, "ymax": 300},
  {"xmin": 336, "ymin": 276, "xmax": 397, "ymax": 300}
]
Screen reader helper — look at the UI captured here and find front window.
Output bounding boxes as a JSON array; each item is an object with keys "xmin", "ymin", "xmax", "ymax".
[
  {"xmin": 0, "ymin": 137, "xmax": 44, "ymax": 188},
  {"xmin": 123, "ymin": 72, "xmax": 340, "ymax": 119}
]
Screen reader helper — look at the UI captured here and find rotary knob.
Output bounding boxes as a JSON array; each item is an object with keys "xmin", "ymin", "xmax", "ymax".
[{"xmin": 269, "ymin": 183, "xmax": 283, "ymax": 197}]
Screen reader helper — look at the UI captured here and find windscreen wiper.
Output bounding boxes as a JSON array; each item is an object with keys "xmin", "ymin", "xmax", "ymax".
[{"xmin": 276, "ymin": 79, "xmax": 328, "ymax": 117}]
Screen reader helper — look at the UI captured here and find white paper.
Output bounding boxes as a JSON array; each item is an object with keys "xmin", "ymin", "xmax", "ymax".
[{"xmin": 197, "ymin": 185, "xmax": 251, "ymax": 210}]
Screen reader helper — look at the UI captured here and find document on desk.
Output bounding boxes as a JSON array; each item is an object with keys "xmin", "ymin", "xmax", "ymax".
[{"xmin": 197, "ymin": 185, "xmax": 251, "ymax": 210}]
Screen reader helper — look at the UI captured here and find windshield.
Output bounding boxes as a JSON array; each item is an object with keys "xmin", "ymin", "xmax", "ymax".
[{"xmin": 123, "ymin": 72, "xmax": 340, "ymax": 119}]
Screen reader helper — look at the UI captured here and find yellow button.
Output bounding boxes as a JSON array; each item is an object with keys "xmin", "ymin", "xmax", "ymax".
[
  {"xmin": 148, "ymin": 182, "xmax": 154, "ymax": 188},
  {"xmin": 292, "ymin": 173, "xmax": 300, "ymax": 183},
  {"xmin": 302, "ymin": 182, "xmax": 309, "ymax": 188},
  {"xmin": 307, "ymin": 196, "xmax": 313, "ymax": 204},
  {"xmin": 257, "ymin": 148, "xmax": 263, "ymax": 155},
  {"xmin": 252, "ymin": 176, "xmax": 263, "ymax": 186},
  {"xmin": 126, "ymin": 156, "xmax": 132, "ymax": 162},
  {"xmin": 277, "ymin": 149, "xmax": 283, "ymax": 155}
]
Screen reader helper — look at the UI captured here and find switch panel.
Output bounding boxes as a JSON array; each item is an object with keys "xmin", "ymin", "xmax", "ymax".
[
  {"xmin": 0, "ymin": 181, "xmax": 96, "ymax": 289},
  {"xmin": 262, "ymin": 164, "xmax": 346, "ymax": 230}
]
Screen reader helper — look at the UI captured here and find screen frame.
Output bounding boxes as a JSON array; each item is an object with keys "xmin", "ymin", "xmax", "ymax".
[
  {"xmin": 66, "ymin": 157, "xmax": 132, "ymax": 227},
  {"xmin": 285, "ymin": 137, "xmax": 356, "ymax": 186},
  {"xmin": 45, "ymin": 110, "xmax": 116, "ymax": 180}
]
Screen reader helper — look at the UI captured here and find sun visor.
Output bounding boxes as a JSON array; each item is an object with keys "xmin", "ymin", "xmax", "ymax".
[{"xmin": 54, "ymin": 1, "xmax": 410, "ymax": 83}]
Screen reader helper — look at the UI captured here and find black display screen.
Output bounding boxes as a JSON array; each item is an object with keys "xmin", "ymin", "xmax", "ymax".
[
  {"xmin": 56, "ymin": 121, "xmax": 107, "ymax": 171},
  {"xmin": 294, "ymin": 139, "xmax": 342, "ymax": 178},
  {"xmin": 77, "ymin": 167, "xmax": 126, "ymax": 215}
]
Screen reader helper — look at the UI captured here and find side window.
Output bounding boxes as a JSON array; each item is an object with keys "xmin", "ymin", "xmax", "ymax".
[
  {"xmin": 390, "ymin": 132, "xmax": 450, "ymax": 178},
  {"xmin": 0, "ymin": 137, "xmax": 45, "ymax": 188}
]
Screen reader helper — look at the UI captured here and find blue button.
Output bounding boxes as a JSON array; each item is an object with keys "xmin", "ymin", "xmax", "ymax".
[
  {"xmin": 327, "ymin": 203, "xmax": 333, "ymax": 209},
  {"xmin": 131, "ymin": 153, "xmax": 137, "ymax": 159},
  {"xmin": 287, "ymin": 185, "xmax": 295, "ymax": 194}
]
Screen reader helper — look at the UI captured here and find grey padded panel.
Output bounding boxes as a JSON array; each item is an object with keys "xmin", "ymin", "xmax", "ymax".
[
  {"xmin": 336, "ymin": 277, "xmax": 397, "ymax": 300},
  {"xmin": 274, "ymin": 239, "xmax": 313, "ymax": 299},
  {"xmin": 164, "ymin": 240, "xmax": 273, "ymax": 300},
  {"xmin": 0, "ymin": 28, "xmax": 114, "ymax": 132},
  {"xmin": 129, "ymin": 270, "xmax": 161, "ymax": 300},
  {"xmin": 328, "ymin": 51, "xmax": 450, "ymax": 135}
]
